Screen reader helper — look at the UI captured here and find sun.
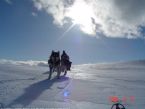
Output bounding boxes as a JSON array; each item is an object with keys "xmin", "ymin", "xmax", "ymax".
[{"xmin": 66, "ymin": 0, "xmax": 96, "ymax": 35}]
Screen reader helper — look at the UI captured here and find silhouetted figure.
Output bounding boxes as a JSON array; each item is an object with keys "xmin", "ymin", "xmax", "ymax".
[
  {"xmin": 61, "ymin": 50, "xmax": 72, "ymax": 75},
  {"xmin": 48, "ymin": 50, "xmax": 61, "ymax": 79}
]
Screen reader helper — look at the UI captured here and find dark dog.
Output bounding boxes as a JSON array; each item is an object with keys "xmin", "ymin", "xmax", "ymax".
[{"xmin": 48, "ymin": 51, "xmax": 61, "ymax": 79}]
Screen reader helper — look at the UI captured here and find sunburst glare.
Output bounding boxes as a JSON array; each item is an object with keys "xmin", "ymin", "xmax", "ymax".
[{"xmin": 66, "ymin": 0, "xmax": 96, "ymax": 35}]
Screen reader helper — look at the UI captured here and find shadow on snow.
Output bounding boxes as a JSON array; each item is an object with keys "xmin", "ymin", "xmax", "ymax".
[{"xmin": 7, "ymin": 75, "xmax": 69, "ymax": 107}]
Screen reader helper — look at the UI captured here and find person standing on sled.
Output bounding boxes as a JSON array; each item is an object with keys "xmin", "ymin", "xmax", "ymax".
[{"xmin": 61, "ymin": 50, "xmax": 72, "ymax": 76}]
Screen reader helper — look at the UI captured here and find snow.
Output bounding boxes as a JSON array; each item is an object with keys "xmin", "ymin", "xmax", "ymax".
[{"xmin": 0, "ymin": 60, "xmax": 145, "ymax": 109}]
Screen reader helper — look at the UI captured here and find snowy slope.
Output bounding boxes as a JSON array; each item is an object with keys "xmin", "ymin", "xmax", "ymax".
[{"xmin": 0, "ymin": 60, "xmax": 145, "ymax": 109}]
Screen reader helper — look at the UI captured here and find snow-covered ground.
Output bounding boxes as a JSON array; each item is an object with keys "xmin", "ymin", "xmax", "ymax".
[{"xmin": 0, "ymin": 60, "xmax": 145, "ymax": 109}]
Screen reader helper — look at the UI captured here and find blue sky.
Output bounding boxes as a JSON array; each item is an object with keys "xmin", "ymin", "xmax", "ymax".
[{"xmin": 0, "ymin": 0, "xmax": 145, "ymax": 64}]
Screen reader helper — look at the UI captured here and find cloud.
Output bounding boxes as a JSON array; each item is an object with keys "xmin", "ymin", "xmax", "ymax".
[
  {"xmin": 0, "ymin": 59, "xmax": 48, "ymax": 67},
  {"xmin": 32, "ymin": 12, "xmax": 38, "ymax": 17},
  {"xmin": 4, "ymin": 0, "xmax": 12, "ymax": 5},
  {"xmin": 32, "ymin": 0, "xmax": 145, "ymax": 38}
]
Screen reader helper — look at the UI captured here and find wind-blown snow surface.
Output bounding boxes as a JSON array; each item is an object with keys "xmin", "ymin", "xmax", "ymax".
[{"xmin": 0, "ymin": 61, "xmax": 145, "ymax": 109}]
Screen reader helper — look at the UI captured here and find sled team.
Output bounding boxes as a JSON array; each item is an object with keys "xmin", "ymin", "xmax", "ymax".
[{"xmin": 48, "ymin": 50, "xmax": 72, "ymax": 80}]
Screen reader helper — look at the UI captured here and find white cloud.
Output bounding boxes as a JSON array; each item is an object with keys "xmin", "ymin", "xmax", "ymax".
[
  {"xmin": 33, "ymin": 0, "xmax": 145, "ymax": 38},
  {"xmin": 32, "ymin": 12, "xmax": 38, "ymax": 17},
  {"xmin": 0, "ymin": 59, "xmax": 48, "ymax": 67},
  {"xmin": 33, "ymin": 0, "xmax": 68, "ymax": 26}
]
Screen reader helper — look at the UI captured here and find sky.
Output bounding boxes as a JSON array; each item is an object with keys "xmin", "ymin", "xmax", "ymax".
[{"xmin": 0, "ymin": 0, "xmax": 145, "ymax": 64}]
